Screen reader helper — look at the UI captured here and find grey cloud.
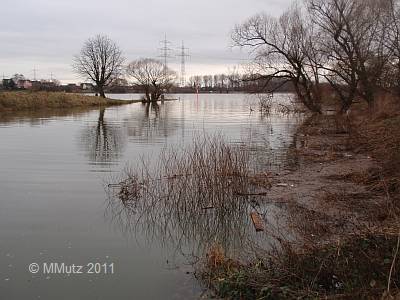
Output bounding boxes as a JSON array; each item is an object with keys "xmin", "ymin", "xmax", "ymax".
[{"xmin": 0, "ymin": 0, "xmax": 292, "ymax": 82}]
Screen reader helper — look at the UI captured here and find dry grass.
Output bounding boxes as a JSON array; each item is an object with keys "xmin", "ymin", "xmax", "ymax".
[
  {"xmin": 350, "ymin": 94, "xmax": 400, "ymax": 197},
  {"xmin": 0, "ymin": 91, "xmax": 133, "ymax": 111},
  {"xmin": 199, "ymin": 234, "xmax": 400, "ymax": 299},
  {"xmin": 285, "ymin": 201, "xmax": 335, "ymax": 240}
]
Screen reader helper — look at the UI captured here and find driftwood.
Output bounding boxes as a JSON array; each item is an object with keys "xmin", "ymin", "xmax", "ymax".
[{"xmin": 250, "ymin": 212, "xmax": 265, "ymax": 232}]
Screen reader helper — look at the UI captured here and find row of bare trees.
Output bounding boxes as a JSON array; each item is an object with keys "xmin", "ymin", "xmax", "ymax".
[
  {"xmin": 188, "ymin": 74, "xmax": 230, "ymax": 89},
  {"xmin": 187, "ymin": 72, "xmax": 257, "ymax": 91},
  {"xmin": 233, "ymin": 0, "xmax": 400, "ymax": 113},
  {"xmin": 73, "ymin": 35, "xmax": 176, "ymax": 102}
]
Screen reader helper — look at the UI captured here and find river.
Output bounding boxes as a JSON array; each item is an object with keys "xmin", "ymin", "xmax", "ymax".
[{"xmin": 0, "ymin": 93, "xmax": 302, "ymax": 299}]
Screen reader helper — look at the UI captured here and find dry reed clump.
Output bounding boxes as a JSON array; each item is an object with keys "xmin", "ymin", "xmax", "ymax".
[
  {"xmin": 275, "ymin": 102, "xmax": 307, "ymax": 115},
  {"xmin": 257, "ymin": 94, "xmax": 273, "ymax": 114},
  {"xmin": 115, "ymin": 136, "xmax": 250, "ymax": 208},
  {"xmin": 252, "ymin": 94, "xmax": 306, "ymax": 115},
  {"xmin": 0, "ymin": 91, "xmax": 131, "ymax": 111},
  {"xmin": 116, "ymin": 134, "xmax": 253, "ymax": 210},
  {"xmin": 204, "ymin": 244, "xmax": 240, "ymax": 272},
  {"xmin": 199, "ymin": 233, "xmax": 400, "ymax": 299},
  {"xmin": 107, "ymin": 134, "xmax": 267, "ymax": 253}
]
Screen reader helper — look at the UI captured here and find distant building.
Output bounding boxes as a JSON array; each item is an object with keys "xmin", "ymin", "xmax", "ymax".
[
  {"xmin": 80, "ymin": 83, "xmax": 94, "ymax": 90},
  {"xmin": 2, "ymin": 79, "xmax": 15, "ymax": 89},
  {"xmin": 16, "ymin": 79, "xmax": 32, "ymax": 89}
]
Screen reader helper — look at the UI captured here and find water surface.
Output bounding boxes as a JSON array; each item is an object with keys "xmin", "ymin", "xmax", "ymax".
[{"xmin": 0, "ymin": 93, "xmax": 301, "ymax": 299}]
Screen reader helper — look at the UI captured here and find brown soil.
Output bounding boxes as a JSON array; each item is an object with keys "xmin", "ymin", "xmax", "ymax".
[{"xmin": 265, "ymin": 114, "xmax": 394, "ymax": 243}]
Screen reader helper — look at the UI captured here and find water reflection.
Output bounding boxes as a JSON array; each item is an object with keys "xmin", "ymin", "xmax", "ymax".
[
  {"xmin": 80, "ymin": 108, "xmax": 126, "ymax": 164},
  {"xmin": 0, "ymin": 107, "xmax": 95, "ymax": 126},
  {"xmin": 107, "ymin": 184, "xmax": 271, "ymax": 260},
  {"xmin": 124, "ymin": 102, "xmax": 180, "ymax": 142}
]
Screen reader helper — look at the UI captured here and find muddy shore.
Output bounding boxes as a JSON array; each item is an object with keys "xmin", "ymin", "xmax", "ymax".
[
  {"xmin": 200, "ymin": 111, "xmax": 400, "ymax": 299},
  {"xmin": 267, "ymin": 115, "xmax": 389, "ymax": 243}
]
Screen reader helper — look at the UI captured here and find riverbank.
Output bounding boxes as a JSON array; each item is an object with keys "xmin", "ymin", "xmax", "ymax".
[
  {"xmin": 199, "ymin": 97, "xmax": 400, "ymax": 299},
  {"xmin": 0, "ymin": 91, "xmax": 135, "ymax": 111}
]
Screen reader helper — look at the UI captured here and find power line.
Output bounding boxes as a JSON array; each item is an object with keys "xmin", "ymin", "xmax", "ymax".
[
  {"xmin": 177, "ymin": 41, "xmax": 190, "ymax": 87},
  {"xmin": 32, "ymin": 66, "xmax": 38, "ymax": 81},
  {"xmin": 158, "ymin": 34, "xmax": 173, "ymax": 76}
]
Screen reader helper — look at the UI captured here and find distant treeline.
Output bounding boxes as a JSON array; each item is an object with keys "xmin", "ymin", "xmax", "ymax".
[
  {"xmin": 1, "ymin": 73, "xmax": 296, "ymax": 94},
  {"xmin": 182, "ymin": 74, "xmax": 295, "ymax": 93}
]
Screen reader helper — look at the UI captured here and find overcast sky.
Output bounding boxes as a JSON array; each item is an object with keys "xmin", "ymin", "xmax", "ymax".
[{"xmin": 0, "ymin": 0, "xmax": 292, "ymax": 83}]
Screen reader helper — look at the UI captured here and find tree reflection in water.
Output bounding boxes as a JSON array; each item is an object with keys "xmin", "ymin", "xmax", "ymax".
[
  {"xmin": 124, "ymin": 102, "xmax": 181, "ymax": 141},
  {"xmin": 81, "ymin": 108, "xmax": 126, "ymax": 164}
]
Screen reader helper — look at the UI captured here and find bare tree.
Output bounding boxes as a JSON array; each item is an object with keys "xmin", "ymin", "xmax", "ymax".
[
  {"xmin": 383, "ymin": 0, "xmax": 400, "ymax": 96},
  {"xmin": 219, "ymin": 74, "xmax": 228, "ymax": 91},
  {"xmin": 307, "ymin": 0, "xmax": 360, "ymax": 112},
  {"xmin": 73, "ymin": 34, "xmax": 124, "ymax": 98},
  {"xmin": 12, "ymin": 74, "xmax": 25, "ymax": 83},
  {"xmin": 308, "ymin": 0, "xmax": 392, "ymax": 109},
  {"xmin": 213, "ymin": 74, "xmax": 219, "ymax": 89},
  {"xmin": 188, "ymin": 76, "xmax": 196, "ymax": 88},
  {"xmin": 126, "ymin": 58, "xmax": 177, "ymax": 102},
  {"xmin": 228, "ymin": 67, "xmax": 241, "ymax": 90},
  {"xmin": 193, "ymin": 75, "xmax": 202, "ymax": 88},
  {"xmin": 202, "ymin": 75, "xmax": 210, "ymax": 89},
  {"xmin": 232, "ymin": 5, "xmax": 323, "ymax": 113}
]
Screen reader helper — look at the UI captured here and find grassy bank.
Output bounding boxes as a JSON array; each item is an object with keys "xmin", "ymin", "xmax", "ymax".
[
  {"xmin": 0, "ymin": 91, "xmax": 135, "ymax": 111},
  {"xmin": 198, "ymin": 96, "xmax": 400, "ymax": 299}
]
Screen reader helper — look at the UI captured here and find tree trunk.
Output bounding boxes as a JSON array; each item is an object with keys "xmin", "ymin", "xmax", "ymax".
[
  {"xmin": 143, "ymin": 87, "xmax": 151, "ymax": 103},
  {"xmin": 97, "ymin": 84, "xmax": 106, "ymax": 98},
  {"xmin": 150, "ymin": 84, "xmax": 162, "ymax": 102},
  {"xmin": 145, "ymin": 93, "xmax": 151, "ymax": 102},
  {"xmin": 294, "ymin": 83, "xmax": 322, "ymax": 114}
]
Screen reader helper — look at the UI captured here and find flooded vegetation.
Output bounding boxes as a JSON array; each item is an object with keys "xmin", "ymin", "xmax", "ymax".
[
  {"xmin": 0, "ymin": 94, "xmax": 301, "ymax": 299},
  {"xmin": 106, "ymin": 134, "xmax": 276, "ymax": 258}
]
